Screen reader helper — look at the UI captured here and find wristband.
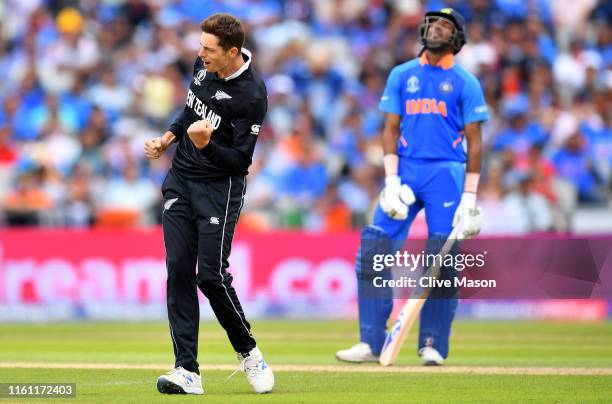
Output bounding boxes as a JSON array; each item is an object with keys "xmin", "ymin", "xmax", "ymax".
[
  {"xmin": 461, "ymin": 191, "xmax": 477, "ymax": 207},
  {"xmin": 383, "ymin": 154, "xmax": 399, "ymax": 176},
  {"xmin": 464, "ymin": 173, "xmax": 480, "ymax": 193}
]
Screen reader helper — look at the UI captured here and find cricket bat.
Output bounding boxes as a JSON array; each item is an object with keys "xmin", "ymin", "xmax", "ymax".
[{"xmin": 378, "ymin": 226, "xmax": 461, "ymax": 366}]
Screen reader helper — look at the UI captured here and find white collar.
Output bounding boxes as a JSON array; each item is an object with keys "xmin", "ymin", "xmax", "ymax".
[{"xmin": 223, "ymin": 48, "xmax": 252, "ymax": 81}]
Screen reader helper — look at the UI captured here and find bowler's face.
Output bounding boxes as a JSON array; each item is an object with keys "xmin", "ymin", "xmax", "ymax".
[{"xmin": 198, "ymin": 32, "xmax": 229, "ymax": 73}]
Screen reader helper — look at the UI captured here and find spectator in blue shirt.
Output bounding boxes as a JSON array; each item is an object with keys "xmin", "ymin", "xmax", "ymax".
[
  {"xmin": 552, "ymin": 132, "xmax": 605, "ymax": 203},
  {"xmin": 493, "ymin": 94, "xmax": 548, "ymax": 157}
]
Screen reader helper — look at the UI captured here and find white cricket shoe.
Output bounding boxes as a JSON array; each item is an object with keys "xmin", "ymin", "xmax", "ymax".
[
  {"xmin": 335, "ymin": 342, "xmax": 379, "ymax": 363},
  {"xmin": 235, "ymin": 347, "xmax": 274, "ymax": 394},
  {"xmin": 419, "ymin": 346, "xmax": 444, "ymax": 366},
  {"xmin": 156, "ymin": 366, "xmax": 204, "ymax": 394}
]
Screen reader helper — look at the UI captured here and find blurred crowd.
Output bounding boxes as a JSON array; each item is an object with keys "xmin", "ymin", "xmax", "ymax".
[{"xmin": 0, "ymin": 0, "xmax": 610, "ymax": 233}]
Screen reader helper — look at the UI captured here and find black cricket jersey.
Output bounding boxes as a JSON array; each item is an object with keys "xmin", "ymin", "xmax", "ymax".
[{"xmin": 167, "ymin": 49, "xmax": 267, "ymax": 181}]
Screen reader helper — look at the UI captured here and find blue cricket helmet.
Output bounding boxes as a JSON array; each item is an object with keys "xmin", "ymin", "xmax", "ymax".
[{"xmin": 419, "ymin": 8, "xmax": 467, "ymax": 55}]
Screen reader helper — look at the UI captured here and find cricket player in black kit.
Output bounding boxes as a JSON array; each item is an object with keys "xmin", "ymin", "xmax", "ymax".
[{"xmin": 144, "ymin": 13, "xmax": 274, "ymax": 395}]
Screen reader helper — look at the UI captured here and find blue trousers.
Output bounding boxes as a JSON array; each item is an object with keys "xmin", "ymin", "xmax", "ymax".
[{"xmin": 356, "ymin": 159, "xmax": 464, "ymax": 358}]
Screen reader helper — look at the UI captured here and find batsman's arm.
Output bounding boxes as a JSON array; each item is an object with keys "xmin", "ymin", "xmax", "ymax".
[
  {"xmin": 452, "ymin": 121, "xmax": 484, "ymax": 236},
  {"xmin": 382, "ymin": 113, "xmax": 401, "ymax": 176},
  {"xmin": 379, "ymin": 64, "xmax": 403, "ymax": 176},
  {"xmin": 382, "ymin": 113, "xmax": 400, "ymax": 156},
  {"xmin": 463, "ymin": 121, "xmax": 483, "ymax": 193}
]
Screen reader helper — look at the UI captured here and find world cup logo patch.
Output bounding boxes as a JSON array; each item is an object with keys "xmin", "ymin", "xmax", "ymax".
[
  {"xmin": 194, "ymin": 69, "xmax": 207, "ymax": 86},
  {"xmin": 406, "ymin": 76, "xmax": 420, "ymax": 93}
]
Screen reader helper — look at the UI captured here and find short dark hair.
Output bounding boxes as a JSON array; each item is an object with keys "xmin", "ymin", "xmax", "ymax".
[{"xmin": 200, "ymin": 13, "xmax": 244, "ymax": 51}]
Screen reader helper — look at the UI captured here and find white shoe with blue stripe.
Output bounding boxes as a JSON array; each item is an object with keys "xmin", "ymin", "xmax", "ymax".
[
  {"xmin": 235, "ymin": 347, "xmax": 274, "ymax": 393},
  {"xmin": 157, "ymin": 366, "xmax": 204, "ymax": 394}
]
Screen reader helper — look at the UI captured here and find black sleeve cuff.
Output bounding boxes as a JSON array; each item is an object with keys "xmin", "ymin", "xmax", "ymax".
[
  {"xmin": 197, "ymin": 141, "xmax": 251, "ymax": 174},
  {"xmin": 198, "ymin": 140, "xmax": 217, "ymax": 156},
  {"xmin": 168, "ymin": 124, "xmax": 184, "ymax": 139}
]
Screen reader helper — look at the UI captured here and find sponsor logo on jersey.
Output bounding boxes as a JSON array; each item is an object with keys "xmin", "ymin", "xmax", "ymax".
[
  {"xmin": 406, "ymin": 75, "xmax": 420, "ymax": 93},
  {"xmin": 210, "ymin": 217, "xmax": 220, "ymax": 225},
  {"xmin": 405, "ymin": 98, "xmax": 448, "ymax": 117},
  {"xmin": 250, "ymin": 124, "xmax": 261, "ymax": 135}
]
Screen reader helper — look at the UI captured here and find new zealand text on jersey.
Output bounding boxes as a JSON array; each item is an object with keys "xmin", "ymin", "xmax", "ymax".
[{"xmin": 186, "ymin": 89, "xmax": 222, "ymax": 129}]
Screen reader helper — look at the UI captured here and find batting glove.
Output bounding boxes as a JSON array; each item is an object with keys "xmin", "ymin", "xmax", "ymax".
[
  {"xmin": 452, "ymin": 192, "xmax": 483, "ymax": 239},
  {"xmin": 379, "ymin": 175, "xmax": 416, "ymax": 220}
]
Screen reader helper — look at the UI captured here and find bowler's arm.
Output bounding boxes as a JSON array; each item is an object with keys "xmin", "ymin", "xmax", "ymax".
[{"xmin": 162, "ymin": 131, "xmax": 177, "ymax": 145}]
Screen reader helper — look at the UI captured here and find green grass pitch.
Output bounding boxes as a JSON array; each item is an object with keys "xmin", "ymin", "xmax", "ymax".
[{"xmin": 0, "ymin": 320, "xmax": 611, "ymax": 403}]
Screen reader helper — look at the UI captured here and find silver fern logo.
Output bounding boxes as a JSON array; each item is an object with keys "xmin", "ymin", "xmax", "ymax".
[
  {"xmin": 164, "ymin": 198, "xmax": 178, "ymax": 211},
  {"xmin": 211, "ymin": 90, "xmax": 232, "ymax": 100}
]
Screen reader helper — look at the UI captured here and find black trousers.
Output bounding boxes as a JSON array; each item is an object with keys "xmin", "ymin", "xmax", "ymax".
[{"xmin": 161, "ymin": 169, "xmax": 256, "ymax": 373}]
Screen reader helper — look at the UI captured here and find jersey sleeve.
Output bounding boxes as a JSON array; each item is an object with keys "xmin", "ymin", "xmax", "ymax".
[
  {"xmin": 199, "ymin": 93, "xmax": 267, "ymax": 175},
  {"xmin": 379, "ymin": 66, "xmax": 402, "ymax": 115},
  {"xmin": 167, "ymin": 108, "xmax": 187, "ymax": 139},
  {"xmin": 166, "ymin": 58, "xmax": 203, "ymax": 139},
  {"xmin": 192, "ymin": 57, "xmax": 204, "ymax": 75},
  {"xmin": 230, "ymin": 94, "xmax": 267, "ymax": 158},
  {"xmin": 461, "ymin": 76, "xmax": 489, "ymax": 124}
]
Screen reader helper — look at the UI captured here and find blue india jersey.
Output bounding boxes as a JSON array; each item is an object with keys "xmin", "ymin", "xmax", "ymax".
[{"xmin": 379, "ymin": 53, "xmax": 489, "ymax": 162}]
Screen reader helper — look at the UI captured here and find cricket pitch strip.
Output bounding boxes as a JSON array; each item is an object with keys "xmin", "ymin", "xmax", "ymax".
[{"xmin": 1, "ymin": 362, "xmax": 611, "ymax": 376}]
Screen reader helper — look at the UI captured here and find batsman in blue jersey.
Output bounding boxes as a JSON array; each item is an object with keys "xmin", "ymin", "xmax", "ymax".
[{"xmin": 336, "ymin": 9, "xmax": 489, "ymax": 365}]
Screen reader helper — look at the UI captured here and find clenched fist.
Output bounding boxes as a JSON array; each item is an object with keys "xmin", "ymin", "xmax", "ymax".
[
  {"xmin": 144, "ymin": 136, "xmax": 171, "ymax": 160},
  {"xmin": 187, "ymin": 120, "xmax": 213, "ymax": 149}
]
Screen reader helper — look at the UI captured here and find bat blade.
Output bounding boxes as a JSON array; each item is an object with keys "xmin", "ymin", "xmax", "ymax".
[
  {"xmin": 378, "ymin": 227, "xmax": 461, "ymax": 366},
  {"xmin": 378, "ymin": 298, "xmax": 425, "ymax": 366}
]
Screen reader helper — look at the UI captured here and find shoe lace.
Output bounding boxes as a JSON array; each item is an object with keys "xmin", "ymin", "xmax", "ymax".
[
  {"xmin": 227, "ymin": 356, "xmax": 262, "ymax": 380},
  {"xmin": 165, "ymin": 367, "xmax": 180, "ymax": 375}
]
